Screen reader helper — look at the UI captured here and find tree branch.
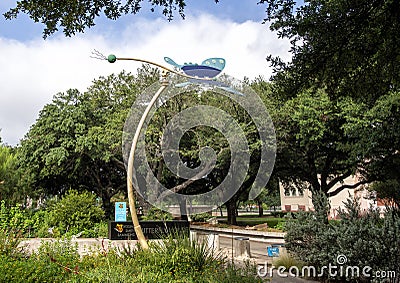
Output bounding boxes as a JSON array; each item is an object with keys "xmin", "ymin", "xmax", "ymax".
[
  {"xmin": 156, "ymin": 161, "xmax": 214, "ymax": 202},
  {"xmin": 327, "ymin": 179, "xmax": 370, "ymax": 198}
]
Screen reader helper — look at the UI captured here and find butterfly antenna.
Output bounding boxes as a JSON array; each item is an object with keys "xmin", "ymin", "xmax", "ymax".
[{"xmin": 90, "ymin": 49, "xmax": 107, "ymax": 60}]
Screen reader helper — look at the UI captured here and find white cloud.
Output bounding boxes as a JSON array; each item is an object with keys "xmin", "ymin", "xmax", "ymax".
[{"xmin": 0, "ymin": 14, "xmax": 290, "ymax": 146}]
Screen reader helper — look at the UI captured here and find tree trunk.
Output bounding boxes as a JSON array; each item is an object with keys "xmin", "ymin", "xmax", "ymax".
[
  {"xmin": 102, "ymin": 195, "xmax": 113, "ymax": 220},
  {"xmin": 226, "ymin": 199, "xmax": 237, "ymax": 225},
  {"xmin": 257, "ymin": 200, "xmax": 264, "ymax": 217}
]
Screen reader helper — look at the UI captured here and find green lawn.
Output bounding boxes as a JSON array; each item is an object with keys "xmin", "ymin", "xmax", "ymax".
[{"xmin": 218, "ymin": 216, "xmax": 285, "ymax": 229}]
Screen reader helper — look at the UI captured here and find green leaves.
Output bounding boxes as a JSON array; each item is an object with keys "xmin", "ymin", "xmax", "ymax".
[
  {"xmin": 46, "ymin": 190, "xmax": 104, "ymax": 236},
  {"xmin": 265, "ymin": 0, "xmax": 400, "ymax": 103},
  {"xmin": 17, "ymin": 71, "xmax": 148, "ymax": 217},
  {"xmin": 285, "ymin": 197, "xmax": 400, "ymax": 281},
  {"xmin": 284, "ymin": 89, "xmax": 332, "ymax": 146},
  {"xmin": 0, "ymin": 145, "xmax": 22, "ymax": 204},
  {"xmin": 4, "ymin": 0, "xmax": 190, "ymax": 38}
]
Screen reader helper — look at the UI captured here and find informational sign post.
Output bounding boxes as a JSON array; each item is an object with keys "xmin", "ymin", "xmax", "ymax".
[
  {"xmin": 115, "ymin": 202, "xmax": 127, "ymax": 222},
  {"xmin": 108, "ymin": 221, "xmax": 190, "ymax": 240}
]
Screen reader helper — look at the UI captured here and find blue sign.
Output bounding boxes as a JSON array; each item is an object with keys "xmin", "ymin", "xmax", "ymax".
[
  {"xmin": 267, "ymin": 246, "xmax": 280, "ymax": 257},
  {"xmin": 115, "ymin": 202, "xmax": 127, "ymax": 221}
]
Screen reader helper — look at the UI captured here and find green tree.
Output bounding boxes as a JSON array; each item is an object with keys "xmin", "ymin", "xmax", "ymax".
[
  {"xmin": 262, "ymin": 0, "xmax": 400, "ymax": 104},
  {"xmin": 4, "ymin": 0, "xmax": 220, "ymax": 38},
  {"xmin": 46, "ymin": 189, "xmax": 104, "ymax": 236},
  {"xmin": 140, "ymin": 82, "xmax": 267, "ymax": 225},
  {"xmin": 18, "ymin": 70, "xmax": 156, "ymax": 218},
  {"xmin": 18, "ymin": 68, "xmax": 267, "ymax": 225},
  {"xmin": 274, "ymin": 89, "xmax": 369, "ymax": 197},
  {"xmin": 343, "ymin": 91, "xmax": 400, "ymax": 207},
  {"xmin": 0, "ymin": 144, "xmax": 22, "ymax": 205},
  {"xmin": 258, "ymin": 1, "xmax": 400, "ymax": 208}
]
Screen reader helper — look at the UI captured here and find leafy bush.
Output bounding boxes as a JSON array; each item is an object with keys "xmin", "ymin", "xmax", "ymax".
[
  {"xmin": 0, "ymin": 228, "xmax": 25, "ymax": 258},
  {"xmin": 274, "ymin": 221, "xmax": 286, "ymax": 231},
  {"xmin": 141, "ymin": 206, "xmax": 173, "ymax": 221},
  {"xmin": 81, "ymin": 221, "xmax": 108, "ymax": 238},
  {"xmin": 46, "ymin": 190, "xmax": 104, "ymax": 237},
  {"xmin": 285, "ymin": 191, "xmax": 400, "ymax": 282},
  {"xmin": 0, "ymin": 200, "xmax": 33, "ymax": 235},
  {"xmin": 270, "ymin": 211, "xmax": 287, "ymax": 218},
  {"xmin": 191, "ymin": 212, "xmax": 213, "ymax": 222},
  {"xmin": 0, "ymin": 238, "xmax": 83, "ymax": 283},
  {"xmin": 0, "ymin": 231, "xmax": 263, "ymax": 282}
]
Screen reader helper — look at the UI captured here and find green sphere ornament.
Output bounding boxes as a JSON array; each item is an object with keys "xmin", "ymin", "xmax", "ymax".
[{"xmin": 108, "ymin": 54, "xmax": 117, "ymax": 63}]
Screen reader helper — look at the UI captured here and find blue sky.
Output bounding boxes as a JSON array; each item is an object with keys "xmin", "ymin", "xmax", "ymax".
[
  {"xmin": 0, "ymin": 0, "xmax": 267, "ymax": 41},
  {"xmin": 0, "ymin": 0, "xmax": 291, "ymax": 146}
]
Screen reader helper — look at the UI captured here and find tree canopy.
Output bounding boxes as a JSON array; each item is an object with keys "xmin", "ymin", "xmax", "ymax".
[
  {"xmin": 4, "ymin": 0, "xmax": 219, "ymax": 38},
  {"xmin": 259, "ymin": 0, "xmax": 400, "ymax": 203},
  {"xmin": 263, "ymin": 0, "xmax": 400, "ymax": 103},
  {"xmin": 17, "ymin": 70, "xmax": 153, "ymax": 217},
  {"xmin": 18, "ymin": 69, "xmax": 269, "ymax": 223},
  {"xmin": 0, "ymin": 144, "xmax": 22, "ymax": 204}
]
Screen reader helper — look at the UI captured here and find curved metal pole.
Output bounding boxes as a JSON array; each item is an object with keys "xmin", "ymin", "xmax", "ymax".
[
  {"xmin": 110, "ymin": 55, "xmax": 208, "ymax": 249},
  {"xmin": 126, "ymin": 71, "xmax": 169, "ymax": 250}
]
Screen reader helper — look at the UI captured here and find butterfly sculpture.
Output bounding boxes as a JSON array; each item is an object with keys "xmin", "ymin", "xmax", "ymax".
[
  {"xmin": 164, "ymin": 56, "xmax": 243, "ymax": 96},
  {"xmin": 164, "ymin": 57, "xmax": 226, "ymax": 78}
]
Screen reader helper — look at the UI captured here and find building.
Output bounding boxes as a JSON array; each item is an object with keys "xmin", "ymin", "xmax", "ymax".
[{"xmin": 279, "ymin": 175, "xmax": 387, "ymax": 219}]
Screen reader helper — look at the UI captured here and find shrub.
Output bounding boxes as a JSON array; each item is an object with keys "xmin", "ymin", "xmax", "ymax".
[
  {"xmin": 46, "ymin": 190, "xmax": 104, "ymax": 236},
  {"xmin": 0, "ymin": 238, "xmax": 82, "ymax": 283},
  {"xmin": 0, "ymin": 200, "xmax": 34, "ymax": 236},
  {"xmin": 191, "ymin": 212, "xmax": 213, "ymax": 222},
  {"xmin": 141, "ymin": 206, "xmax": 173, "ymax": 221},
  {"xmin": 0, "ymin": 228, "xmax": 25, "ymax": 258},
  {"xmin": 285, "ymin": 191, "xmax": 400, "ymax": 282},
  {"xmin": 0, "ymin": 232, "xmax": 264, "ymax": 282},
  {"xmin": 270, "ymin": 211, "xmax": 287, "ymax": 218}
]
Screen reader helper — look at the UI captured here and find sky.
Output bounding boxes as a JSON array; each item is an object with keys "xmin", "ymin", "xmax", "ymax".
[{"xmin": 0, "ymin": 0, "xmax": 291, "ymax": 146}]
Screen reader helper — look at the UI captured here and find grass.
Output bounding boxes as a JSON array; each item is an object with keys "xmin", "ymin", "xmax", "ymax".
[
  {"xmin": 0, "ymin": 231, "xmax": 264, "ymax": 283},
  {"xmin": 218, "ymin": 216, "xmax": 286, "ymax": 229}
]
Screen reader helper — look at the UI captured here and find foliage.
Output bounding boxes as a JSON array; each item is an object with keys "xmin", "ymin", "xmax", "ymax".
[
  {"xmin": 0, "ymin": 228, "xmax": 25, "ymax": 258},
  {"xmin": 343, "ymin": 91, "xmax": 400, "ymax": 206},
  {"xmin": 270, "ymin": 211, "xmax": 287, "ymax": 218},
  {"xmin": 191, "ymin": 212, "xmax": 213, "ymax": 222},
  {"xmin": 0, "ymin": 200, "xmax": 36, "ymax": 236},
  {"xmin": 0, "ymin": 145, "xmax": 23, "ymax": 204},
  {"xmin": 149, "ymin": 232, "xmax": 222, "ymax": 279},
  {"xmin": 272, "ymin": 252, "xmax": 304, "ymax": 271},
  {"xmin": 140, "ymin": 206, "xmax": 173, "ymax": 221},
  {"xmin": 0, "ymin": 238, "xmax": 82, "ymax": 283},
  {"xmin": 0, "ymin": 233, "xmax": 263, "ymax": 283},
  {"xmin": 45, "ymin": 190, "xmax": 104, "ymax": 237},
  {"xmin": 4, "ymin": 0, "xmax": 196, "ymax": 38},
  {"xmin": 259, "ymin": 0, "xmax": 400, "ymax": 211},
  {"xmin": 285, "ymin": 193, "xmax": 400, "ymax": 281},
  {"xmin": 17, "ymin": 71, "xmax": 155, "ymax": 218},
  {"xmin": 262, "ymin": 0, "xmax": 400, "ymax": 104},
  {"xmin": 263, "ymin": 86, "xmax": 366, "ymax": 198}
]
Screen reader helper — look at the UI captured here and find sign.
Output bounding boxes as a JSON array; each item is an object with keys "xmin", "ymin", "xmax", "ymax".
[
  {"xmin": 267, "ymin": 245, "xmax": 280, "ymax": 257},
  {"xmin": 115, "ymin": 202, "xmax": 127, "ymax": 221},
  {"xmin": 108, "ymin": 221, "xmax": 190, "ymax": 240}
]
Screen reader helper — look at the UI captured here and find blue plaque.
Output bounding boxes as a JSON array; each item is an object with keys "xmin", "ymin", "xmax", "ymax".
[{"xmin": 115, "ymin": 202, "xmax": 127, "ymax": 221}]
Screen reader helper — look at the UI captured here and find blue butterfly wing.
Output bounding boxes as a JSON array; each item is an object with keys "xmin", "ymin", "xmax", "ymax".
[{"xmin": 201, "ymin": 58, "xmax": 226, "ymax": 71}]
